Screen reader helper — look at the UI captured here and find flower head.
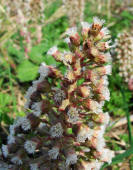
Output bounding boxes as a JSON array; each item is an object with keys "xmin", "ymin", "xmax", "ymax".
[
  {"xmin": 2, "ymin": 145, "xmax": 9, "ymax": 158},
  {"xmin": 93, "ymin": 17, "xmax": 105, "ymax": 26},
  {"xmin": 48, "ymin": 146, "xmax": 59, "ymax": 159},
  {"xmin": 116, "ymin": 32, "xmax": 133, "ymax": 87},
  {"xmin": 66, "ymin": 151, "xmax": 77, "ymax": 167},
  {"xmin": 31, "ymin": 102, "xmax": 42, "ymax": 117},
  {"xmin": 50, "ymin": 123, "xmax": 63, "ymax": 138},
  {"xmin": 24, "ymin": 140, "xmax": 37, "ymax": 154},
  {"xmin": 38, "ymin": 62, "xmax": 50, "ymax": 79},
  {"xmin": 66, "ymin": 27, "xmax": 77, "ymax": 36},
  {"xmin": 7, "ymin": 135, "xmax": 15, "ymax": 144},
  {"xmin": 21, "ymin": 117, "xmax": 31, "ymax": 131},
  {"xmin": 30, "ymin": 163, "xmax": 39, "ymax": 170}
]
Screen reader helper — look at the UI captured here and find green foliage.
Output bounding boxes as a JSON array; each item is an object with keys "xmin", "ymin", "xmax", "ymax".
[
  {"xmin": 104, "ymin": 64, "xmax": 132, "ymax": 117},
  {"xmin": 7, "ymin": 41, "xmax": 25, "ymax": 63},
  {"xmin": 0, "ymin": 93, "xmax": 13, "ymax": 124},
  {"xmin": 17, "ymin": 60, "xmax": 39, "ymax": 82},
  {"xmin": 109, "ymin": 11, "xmax": 133, "ymax": 39},
  {"xmin": 119, "ymin": 134, "xmax": 129, "ymax": 143},
  {"xmin": 29, "ymin": 43, "xmax": 46, "ymax": 64}
]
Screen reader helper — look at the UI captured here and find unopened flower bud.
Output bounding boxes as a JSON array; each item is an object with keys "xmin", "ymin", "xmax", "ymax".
[{"xmin": 66, "ymin": 27, "xmax": 80, "ymax": 46}]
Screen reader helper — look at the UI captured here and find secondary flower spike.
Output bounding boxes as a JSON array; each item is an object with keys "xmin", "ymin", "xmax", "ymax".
[
  {"xmin": 116, "ymin": 32, "xmax": 133, "ymax": 90},
  {"xmin": 0, "ymin": 17, "xmax": 114, "ymax": 169},
  {"xmin": 63, "ymin": 0, "xmax": 85, "ymax": 26},
  {"xmin": 2, "ymin": 0, "xmax": 45, "ymax": 58}
]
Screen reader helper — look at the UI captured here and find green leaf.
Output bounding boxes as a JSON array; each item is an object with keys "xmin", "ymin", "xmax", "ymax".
[
  {"xmin": 44, "ymin": 55, "xmax": 57, "ymax": 66},
  {"xmin": 0, "ymin": 93, "xmax": 13, "ymax": 124},
  {"xmin": 17, "ymin": 60, "xmax": 38, "ymax": 82},
  {"xmin": 121, "ymin": 11, "xmax": 133, "ymax": 20},
  {"xmin": 7, "ymin": 41, "xmax": 25, "ymax": 63},
  {"xmin": 29, "ymin": 44, "xmax": 45, "ymax": 65},
  {"xmin": 77, "ymin": 78, "xmax": 85, "ymax": 86},
  {"xmin": 0, "ymin": 93, "xmax": 12, "ymax": 107}
]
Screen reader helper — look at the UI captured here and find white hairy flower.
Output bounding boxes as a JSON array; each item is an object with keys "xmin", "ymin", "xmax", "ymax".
[
  {"xmin": 48, "ymin": 147, "xmax": 59, "ymax": 159},
  {"xmin": 38, "ymin": 122, "xmax": 46, "ymax": 129},
  {"xmin": 53, "ymin": 88, "xmax": 66, "ymax": 104},
  {"xmin": 24, "ymin": 86, "xmax": 36, "ymax": 109},
  {"xmin": 101, "ymin": 86, "xmax": 110, "ymax": 101},
  {"xmin": 25, "ymin": 86, "xmax": 36, "ymax": 100},
  {"xmin": 77, "ymin": 132, "xmax": 88, "ymax": 143},
  {"xmin": 32, "ymin": 78, "xmax": 43, "ymax": 91},
  {"xmin": 81, "ymin": 22, "xmax": 91, "ymax": 29},
  {"xmin": 105, "ymin": 52, "xmax": 112, "ymax": 62},
  {"xmin": 30, "ymin": 163, "xmax": 39, "ymax": 170},
  {"xmin": 24, "ymin": 100, "xmax": 31, "ymax": 110},
  {"xmin": 14, "ymin": 117, "xmax": 24, "ymax": 127},
  {"xmin": 7, "ymin": 135, "xmax": 15, "ymax": 144},
  {"xmin": 11, "ymin": 156, "xmax": 23, "ymax": 165},
  {"xmin": 90, "ymin": 100, "xmax": 103, "ymax": 114},
  {"xmin": 88, "ymin": 121, "xmax": 94, "ymax": 128},
  {"xmin": 101, "ymin": 149, "xmax": 114, "ymax": 164},
  {"xmin": 21, "ymin": 117, "xmax": 31, "ymax": 131},
  {"xmin": 2, "ymin": 145, "xmax": 8, "ymax": 158},
  {"xmin": 38, "ymin": 62, "xmax": 50, "ymax": 79},
  {"xmin": 101, "ymin": 27, "xmax": 110, "ymax": 36},
  {"xmin": 50, "ymin": 123, "xmax": 63, "ymax": 138},
  {"xmin": 47, "ymin": 46, "xmax": 58, "ymax": 55},
  {"xmin": 64, "ymin": 37, "xmax": 70, "ymax": 44},
  {"xmin": 77, "ymin": 127, "xmax": 93, "ymax": 143},
  {"xmin": 9, "ymin": 125, "xmax": 16, "ymax": 135},
  {"xmin": 31, "ymin": 102, "xmax": 42, "ymax": 117},
  {"xmin": 102, "ymin": 76, "xmax": 109, "ymax": 86},
  {"xmin": 65, "ymin": 69, "xmax": 75, "ymax": 82},
  {"xmin": 61, "ymin": 51, "xmax": 73, "ymax": 66},
  {"xmin": 66, "ymin": 27, "xmax": 77, "ymax": 36},
  {"xmin": 66, "ymin": 152, "xmax": 77, "ymax": 167},
  {"xmin": 93, "ymin": 17, "xmax": 105, "ymax": 26},
  {"xmin": 24, "ymin": 140, "xmax": 37, "ymax": 154},
  {"xmin": 95, "ymin": 160, "xmax": 104, "ymax": 170},
  {"xmin": 96, "ymin": 137, "xmax": 106, "ymax": 151},
  {"xmin": 104, "ymin": 112, "xmax": 110, "ymax": 125},
  {"xmin": 105, "ymin": 65, "xmax": 112, "ymax": 75},
  {"xmin": 86, "ymin": 160, "xmax": 104, "ymax": 170},
  {"xmin": 67, "ymin": 107, "xmax": 79, "ymax": 123}
]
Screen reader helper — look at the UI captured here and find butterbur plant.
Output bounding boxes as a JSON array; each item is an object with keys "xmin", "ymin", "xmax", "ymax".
[
  {"xmin": 116, "ymin": 32, "xmax": 133, "ymax": 91},
  {"xmin": 63, "ymin": 0, "xmax": 85, "ymax": 26},
  {"xmin": 0, "ymin": 17, "xmax": 114, "ymax": 169},
  {"xmin": 1, "ymin": 0, "xmax": 45, "ymax": 58}
]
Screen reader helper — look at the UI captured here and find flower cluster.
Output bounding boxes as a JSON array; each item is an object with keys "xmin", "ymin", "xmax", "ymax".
[
  {"xmin": 63, "ymin": 0, "xmax": 85, "ymax": 26},
  {"xmin": 116, "ymin": 32, "xmax": 133, "ymax": 90},
  {"xmin": 2, "ymin": 0, "xmax": 45, "ymax": 58},
  {"xmin": 0, "ymin": 17, "xmax": 114, "ymax": 169}
]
